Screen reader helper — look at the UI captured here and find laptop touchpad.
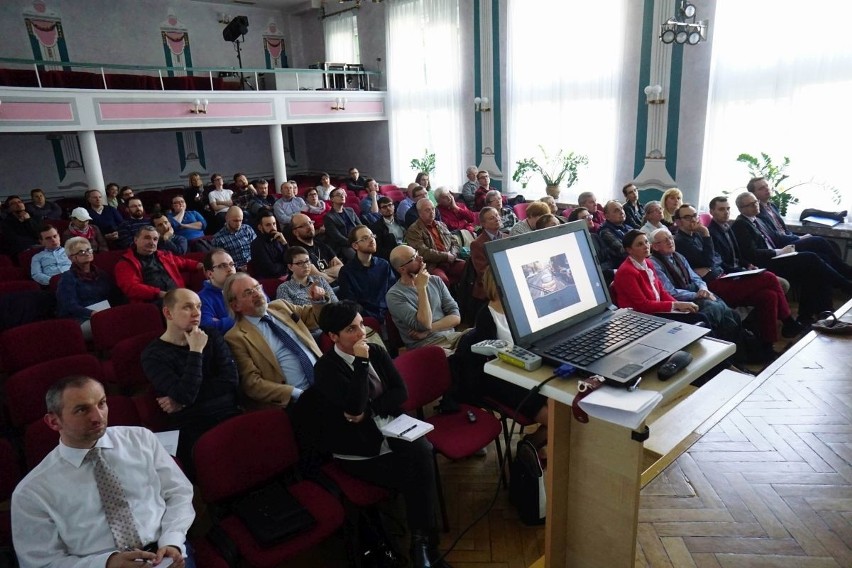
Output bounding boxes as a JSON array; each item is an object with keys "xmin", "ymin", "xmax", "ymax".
[{"xmin": 616, "ymin": 344, "xmax": 664, "ymax": 364}]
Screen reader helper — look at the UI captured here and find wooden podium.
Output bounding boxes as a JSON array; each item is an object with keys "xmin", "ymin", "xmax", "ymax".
[{"xmin": 485, "ymin": 337, "xmax": 741, "ymax": 568}]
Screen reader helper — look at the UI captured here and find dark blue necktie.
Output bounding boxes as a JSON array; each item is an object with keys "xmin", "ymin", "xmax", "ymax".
[{"xmin": 261, "ymin": 314, "xmax": 315, "ymax": 385}]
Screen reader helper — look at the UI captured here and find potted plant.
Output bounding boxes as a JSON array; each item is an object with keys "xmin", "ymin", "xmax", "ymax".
[
  {"xmin": 409, "ymin": 148, "xmax": 436, "ymax": 176},
  {"xmin": 737, "ymin": 152, "xmax": 840, "ymax": 216},
  {"xmin": 512, "ymin": 146, "xmax": 588, "ymax": 199}
]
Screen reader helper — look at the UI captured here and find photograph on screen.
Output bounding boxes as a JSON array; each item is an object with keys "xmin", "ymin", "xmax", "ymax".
[{"xmin": 521, "ymin": 254, "xmax": 580, "ymax": 317}]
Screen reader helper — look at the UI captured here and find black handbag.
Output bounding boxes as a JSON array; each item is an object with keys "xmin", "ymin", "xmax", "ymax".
[
  {"xmin": 509, "ymin": 439, "xmax": 546, "ymax": 526},
  {"xmin": 232, "ymin": 481, "xmax": 316, "ymax": 546}
]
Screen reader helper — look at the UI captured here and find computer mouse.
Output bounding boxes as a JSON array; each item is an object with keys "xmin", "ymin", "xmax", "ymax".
[{"xmin": 658, "ymin": 350, "xmax": 692, "ymax": 380}]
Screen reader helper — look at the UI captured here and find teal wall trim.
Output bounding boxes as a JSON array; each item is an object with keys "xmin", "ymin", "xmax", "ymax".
[
  {"xmin": 473, "ymin": 1, "xmax": 482, "ymax": 162},
  {"xmin": 163, "ymin": 44, "xmax": 175, "ymax": 78},
  {"xmin": 176, "ymin": 133, "xmax": 186, "ymax": 170},
  {"xmin": 184, "ymin": 46, "xmax": 194, "ymax": 77},
  {"xmin": 50, "ymin": 138, "xmax": 66, "ymax": 181},
  {"xmin": 490, "ymin": 0, "xmax": 501, "ymax": 186},
  {"xmin": 665, "ymin": 43, "xmax": 683, "ymax": 178},
  {"xmin": 634, "ymin": 0, "xmax": 655, "ymax": 177},
  {"xmin": 194, "ymin": 131, "xmax": 206, "ymax": 169}
]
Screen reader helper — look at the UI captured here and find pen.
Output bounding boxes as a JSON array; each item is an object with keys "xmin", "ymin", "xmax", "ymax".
[
  {"xmin": 628, "ymin": 376, "xmax": 642, "ymax": 391},
  {"xmin": 397, "ymin": 424, "xmax": 417, "ymax": 438}
]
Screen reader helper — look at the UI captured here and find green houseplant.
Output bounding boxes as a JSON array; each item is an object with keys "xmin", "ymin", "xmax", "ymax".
[
  {"xmin": 513, "ymin": 146, "xmax": 588, "ymax": 199},
  {"xmin": 409, "ymin": 149, "xmax": 436, "ymax": 176},
  {"xmin": 737, "ymin": 152, "xmax": 840, "ymax": 216}
]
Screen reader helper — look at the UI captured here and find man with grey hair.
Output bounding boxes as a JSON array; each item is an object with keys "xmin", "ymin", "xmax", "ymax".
[
  {"xmin": 223, "ymin": 272, "xmax": 327, "ymax": 409},
  {"xmin": 272, "ymin": 180, "xmax": 307, "ymax": 228},
  {"xmin": 461, "ymin": 165, "xmax": 479, "ymax": 208},
  {"xmin": 470, "ymin": 206, "xmax": 506, "ymax": 301},
  {"xmin": 387, "ymin": 244, "xmax": 464, "ymax": 352},
  {"xmin": 577, "ymin": 191, "xmax": 605, "ymax": 232},
  {"xmin": 12, "ymin": 376, "xmax": 195, "ymax": 567},
  {"xmin": 435, "ymin": 186, "xmax": 476, "ymax": 232},
  {"xmin": 484, "ymin": 189, "xmax": 518, "ymax": 231},
  {"xmin": 405, "ymin": 198, "xmax": 465, "ymax": 286},
  {"xmin": 403, "ymin": 185, "xmax": 436, "ymax": 228}
]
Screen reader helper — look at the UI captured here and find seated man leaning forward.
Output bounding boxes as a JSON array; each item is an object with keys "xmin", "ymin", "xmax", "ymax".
[
  {"xmin": 198, "ymin": 248, "xmax": 238, "ymax": 334},
  {"xmin": 11, "ymin": 376, "xmax": 195, "ymax": 568},
  {"xmin": 387, "ymin": 245, "xmax": 465, "ymax": 352},
  {"xmin": 224, "ymin": 272, "xmax": 329, "ymax": 409},
  {"xmin": 404, "ymin": 198, "xmax": 466, "ymax": 287},
  {"xmin": 114, "ymin": 225, "xmax": 203, "ymax": 304}
]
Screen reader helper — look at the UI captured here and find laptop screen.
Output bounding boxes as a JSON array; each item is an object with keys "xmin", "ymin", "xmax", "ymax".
[{"xmin": 485, "ymin": 221, "xmax": 610, "ymax": 346}]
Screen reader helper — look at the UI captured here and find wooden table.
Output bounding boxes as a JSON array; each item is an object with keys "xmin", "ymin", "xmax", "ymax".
[
  {"xmin": 785, "ymin": 219, "xmax": 852, "ymax": 263},
  {"xmin": 485, "ymin": 337, "xmax": 740, "ymax": 568}
]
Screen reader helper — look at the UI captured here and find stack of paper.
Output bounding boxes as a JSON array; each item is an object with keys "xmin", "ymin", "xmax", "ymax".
[
  {"xmin": 379, "ymin": 414, "xmax": 434, "ymax": 441},
  {"xmin": 577, "ymin": 386, "xmax": 663, "ymax": 430}
]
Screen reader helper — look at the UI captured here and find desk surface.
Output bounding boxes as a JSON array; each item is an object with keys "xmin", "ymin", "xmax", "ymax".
[
  {"xmin": 785, "ymin": 219, "xmax": 852, "ymax": 238},
  {"xmin": 484, "ymin": 336, "xmax": 736, "ymax": 408}
]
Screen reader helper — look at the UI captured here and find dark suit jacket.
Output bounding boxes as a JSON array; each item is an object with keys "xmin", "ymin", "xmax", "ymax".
[
  {"xmin": 370, "ymin": 217, "xmax": 401, "ymax": 260},
  {"xmin": 757, "ymin": 202, "xmax": 798, "ymax": 246},
  {"xmin": 730, "ymin": 215, "xmax": 777, "ymax": 267},
  {"xmin": 312, "ymin": 345, "xmax": 408, "ymax": 457},
  {"xmin": 323, "ymin": 207, "xmax": 362, "ymax": 256},
  {"xmin": 708, "ymin": 221, "xmax": 743, "ymax": 273}
]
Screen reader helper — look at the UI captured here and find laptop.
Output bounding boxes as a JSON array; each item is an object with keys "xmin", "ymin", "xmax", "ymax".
[{"xmin": 484, "ymin": 221, "xmax": 709, "ymax": 385}]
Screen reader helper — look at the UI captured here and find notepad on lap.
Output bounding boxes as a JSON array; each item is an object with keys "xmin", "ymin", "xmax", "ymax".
[{"xmin": 380, "ymin": 414, "xmax": 434, "ymax": 441}]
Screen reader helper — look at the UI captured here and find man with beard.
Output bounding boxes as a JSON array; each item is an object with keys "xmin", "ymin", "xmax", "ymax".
[
  {"xmin": 289, "ymin": 213, "xmax": 343, "ymax": 283},
  {"xmin": 249, "ymin": 209, "xmax": 289, "ymax": 279}
]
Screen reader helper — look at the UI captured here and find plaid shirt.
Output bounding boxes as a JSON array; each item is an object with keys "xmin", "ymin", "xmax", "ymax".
[{"xmin": 212, "ymin": 224, "xmax": 256, "ymax": 267}]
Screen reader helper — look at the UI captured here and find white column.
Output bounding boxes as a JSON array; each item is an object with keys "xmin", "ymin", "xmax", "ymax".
[
  {"xmin": 269, "ymin": 124, "xmax": 288, "ymax": 189},
  {"xmin": 78, "ymin": 130, "xmax": 105, "ymax": 190}
]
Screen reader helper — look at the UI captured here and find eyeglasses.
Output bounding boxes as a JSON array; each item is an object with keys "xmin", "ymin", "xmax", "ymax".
[
  {"xmin": 213, "ymin": 262, "xmax": 236, "ymax": 270},
  {"xmin": 292, "ymin": 220, "xmax": 315, "ymax": 230},
  {"xmin": 239, "ymin": 283, "xmax": 264, "ymax": 298},
  {"xmin": 678, "ymin": 214, "xmax": 697, "ymax": 220},
  {"xmin": 742, "ymin": 200, "xmax": 759, "ymax": 207},
  {"xmin": 355, "ymin": 233, "xmax": 376, "ymax": 244},
  {"xmin": 379, "ymin": 203, "xmax": 394, "ymax": 209},
  {"xmin": 71, "ymin": 248, "xmax": 94, "ymax": 256},
  {"xmin": 290, "ymin": 259, "xmax": 311, "ymax": 267},
  {"xmin": 400, "ymin": 253, "xmax": 421, "ymax": 268}
]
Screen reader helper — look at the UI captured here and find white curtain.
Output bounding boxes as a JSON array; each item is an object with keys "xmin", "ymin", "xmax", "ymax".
[
  {"xmin": 701, "ymin": 2, "xmax": 852, "ymax": 216},
  {"xmin": 506, "ymin": 1, "xmax": 628, "ymax": 202},
  {"xmin": 385, "ymin": 0, "xmax": 464, "ymax": 187},
  {"xmin": 323, "ymin": 11, "xmax": 360, "ymax": 64}
]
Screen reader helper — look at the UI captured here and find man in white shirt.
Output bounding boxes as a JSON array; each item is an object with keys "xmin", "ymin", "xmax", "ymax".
[
  {"xmin": 207, "ymin": 173, "xmax": 233, "ymax": 216},
  {"xmin": 12, "ymin": 376, "xmax": 195, "ymax": 568}
]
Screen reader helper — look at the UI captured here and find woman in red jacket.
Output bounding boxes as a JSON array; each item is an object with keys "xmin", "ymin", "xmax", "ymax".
[{"xmin": 612, "ymin": 229, "xmax": 698, "ymax": 315}]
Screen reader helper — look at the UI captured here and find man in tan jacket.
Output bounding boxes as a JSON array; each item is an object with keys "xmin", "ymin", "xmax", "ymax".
[
  {"xmin": 223, "ymin": 272, "xmax": 328, "ymax": 409},
  {"xmin": 404, "ymin": 198, "xmax": 466, "ymax": 287}
]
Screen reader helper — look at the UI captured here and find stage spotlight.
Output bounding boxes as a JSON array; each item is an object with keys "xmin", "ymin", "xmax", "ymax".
[{"xmin": 222, "ymin": 16, "xmax": 249, "ymax": 43}]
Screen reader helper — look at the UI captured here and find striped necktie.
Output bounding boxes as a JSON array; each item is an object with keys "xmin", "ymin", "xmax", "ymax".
[{"xmin": 261, "ymin": 314, "xmax": 315, "ymax": 384}]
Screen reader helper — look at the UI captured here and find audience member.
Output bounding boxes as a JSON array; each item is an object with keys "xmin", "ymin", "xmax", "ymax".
[
  {"xmin": 152, "ymin": 212, "xmax": 188, "ymax": 256},
  {"xmin": 311, "ymin": 300, "xmax": 450, "ymax": 568},
  {"xmin": 731, "ymin": 192, "xmax": 852, "ymax": 323},
  {"xmin": 749, "ymin": 177, "xmax": 852, "ymax": 278},
  {"xmin": 660, "ymin": 187, "xmax": 683, "ymax": 230},
  {"xmin": 485, "ymin": 190, "xmax": 518, "ymax": 231},
  {"xmin": 231, "ymin": 172, "xmax": 256, "ymax": 209},
  {"xmin": 198, "ymin": 248, "xmax": 237, "ymax": 334},
  {"xmin": 539, "ymin": 195, "xmax": 564, "ymax": 219},
  {"xmin": 405, "ymin": 199, "xmax": 466, "ymax": 286},
  {"xmin": 26, "ymin": 188, "xmax": 62, "ymax": 220},
  {"xmin": 371, "ymin": 196, "xmax": 404, "ymax": 260},
  {"xmin": 396, "ymin": 184, "xmax": 421, "ymax": 224},
  {"xmin": 85, "ymin": 189, "xmax": 122, "ymax": 244},
  {"xmin": 104, "ymin": 182, "xmax": 120, "ymax": 209},
  {"xmin": 212, "ymin": 206, "xmax": 255, "ymax": 271},
  {"xmin": 2, "ymin": 195, "xmax": 41, "ymax": 255},
  {"xmin": 183, "ymin": 172, "xmax": 207, "ymax": 213},
  {"xmin": 387, "ymin": 245, "xmax": 464, "ymax": 351},
  {"xmin": 315, "ymin": 172, "xmax": 335, "ymax": 201},
  {"xmin": 115, "ymin": 226, "xmax": 202, "ymax": 303},
  {"xmin": 289, "ymin": 213, "xmax": 343, "ymax": 283},
  {"xmin": 223, "ymin": 272, "xmax": 326, "ymax": 409},
  {"xmin": 435, "ymin": 186, "xmax": 476, "ymax": 233},
  {"xmin": 622, "ymin": 183, "xmax": 644, "ymax": 228},
  {"xmin": 576, "ymin": 192, "xmax": 605, "ymax": 232},
  {"xmin": 460, "ymin": 165, "xmax": 479, "ymax": 209},
  {"xmin": 276, "ymin": 246, "xmax": 338, "ymax": 305},
  {"xmin": 338, "ymin": 225, "xmax": 397, "ymax": 320},
  {"xmin": 303, "ymin": 187, "xmax": 331, "ymax": 231},
  {"xmin": 245, "ymin": 178, "xmax": 275, "ymax": 221},
  {"xmin": 470, "ymin": 207, "xmax": 506, "ymax": 302},
  {"xmin": 117, "ymin": 186, "xmax": 135, "ymax": 218},
  {"xmin": 359, "ymin": 179, "xmax": 381, "ymax": 223},
  {"xmin": 64, "ymin": 207, "xmax": 108, "ymax": 252},
  {"xmin": 675, "ymin": 203, "xmax": 804, "ymax": 345},
  {"xmin": 346, "ymin": 167, "xmax": 369, "ymax": 193},
  {"xmin": 116, "ymin": 198, "xmax": 150, "ymax": 249},
  {"xmin": 640, "ymin": 200, "xmax": 665, "ymax": 234},
  {"xmin": 31, "ymin": 224, "xmax": 71, "ymax": 286},
  {"xmin": 249, "ymin": 208, "xmax": 289, "ymax": 279},
  {"xmin": 597, "ymin": 200, "xmax": 634, "ymax": 263},
  {"xmin": 473, "ymin": 170, "xmax": 500, "ymax": 210},
  {"xmin": 415, "ymin": 172, "xmax": 434, "ymax": 204},
  {"xmin": 207, "ymin": 173, "xmax": 233, "ymax": 217},
  {"xmin": 567, "ymin": 207, "xmax": 617, "ymax": 283},
  {"xmin": 324, "ymin": 187, "xmax": 362, "ymax": 261},
  {"xmin": 404, "ymin": 185, "xmax": 440, "ymax": 229},
  {"xmin": 510, "ymin": 201, "xmax": 549, "ymax": 236},
  {"xmin": 11, "ymin": 376, "xmax": 195, "ymax": 568},
  {"xmin": 273, "ymin": 180, "xmax": 306, "ymax": 228},
  {"xmin": 535, "ymin": 214, "xmax": 561, "ymax": 229},
  {"xmin": 168, "ymin": 195, "xmax": 206, "ymax": 241},
  {"xmin": 142, "ymin": 288, "xmax": 241, "ymax": 478},
  {"xmin": 611, "ymin": 229, "xmax": 699, "ymax": 315},
  {"xmin": 56, "ymin": 237, "xmax": 119, "ymax": 340}
]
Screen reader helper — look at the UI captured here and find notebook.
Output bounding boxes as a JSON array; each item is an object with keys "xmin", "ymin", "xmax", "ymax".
[{"xmin": 485, "ymin": 221, "xmax": 709, "ymax": 386}]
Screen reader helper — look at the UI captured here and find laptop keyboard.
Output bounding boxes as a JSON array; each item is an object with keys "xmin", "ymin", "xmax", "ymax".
[{"xmin": 543, "ymin": 313, "xmax": 665, "ymax": 366}]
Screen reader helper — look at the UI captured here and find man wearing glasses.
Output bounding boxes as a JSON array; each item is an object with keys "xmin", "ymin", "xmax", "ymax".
[
  {"xmin": 370, "ymin": 196, "xmax": 404, "ymax": 260},
  {"xmin": 732, "ymin": 192, "xmax": 852, "ymax": 324},
  {"xmin": 338, "ymin": 226, "xmax": 397, "ymax": 321},
  {"xmin": 224, "ymin": 272, "xmax": 327, "ymax": 409},
  {"xmin": 198, "ymin": 248, "xmax": 238, "ymax": 333}
]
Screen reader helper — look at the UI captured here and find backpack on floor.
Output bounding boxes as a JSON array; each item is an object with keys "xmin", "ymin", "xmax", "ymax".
[{"xmin": 509, "ymin": 439, "xmax": 546, "ymax": 525}]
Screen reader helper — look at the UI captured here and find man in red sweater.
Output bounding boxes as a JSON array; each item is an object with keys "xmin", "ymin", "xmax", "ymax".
[{"xmin": 115, "ymin": 225, "xmax": 202, "ymax": 303}]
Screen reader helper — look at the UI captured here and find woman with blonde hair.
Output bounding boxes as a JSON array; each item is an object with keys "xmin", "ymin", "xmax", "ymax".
[{"xmin": 660, "ymin": 187, "xmax": 683, "ymax": 229}]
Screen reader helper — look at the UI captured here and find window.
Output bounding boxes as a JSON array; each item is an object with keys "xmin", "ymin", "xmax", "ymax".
[{"xmin": 323, "ymin": 11, "xmax": 360, "ymax": 64}]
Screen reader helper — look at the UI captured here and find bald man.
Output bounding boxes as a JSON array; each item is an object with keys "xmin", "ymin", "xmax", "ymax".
[{"xmin": 212, "ymin": 206, "xmax": 256, "ymax": 271}]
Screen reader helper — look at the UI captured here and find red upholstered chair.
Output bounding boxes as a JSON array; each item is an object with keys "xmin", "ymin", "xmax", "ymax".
[
  {"xmin": 90, "ymin": 303, "xmax": 163, "ymax": 353},
  {"xmin": 0, "ymin": 266, "xmax": 27, "ymax": 281},
  {"xmin": 0, "ymin": 319, "xmax": 87, "ymax": 374},
  {"xmin": 191, "ymin": 536, "xmax": 231, "ymax": 568},
  {"xmin": 0, "ymin": 280, "xmax": 39, "ymax": 295},
  {"xmin": 396, "ymin": 345, "xmax": 504, "ymax": 531},
  {"xmin": 379, "ymin": 184, "xmax": 399, "ymax": 195},
  {"xmin": 0, "ymin": 436, "xmax": 22, "ymax": 553},
  {"xmin": 92, "ymin": 249, "xmax": 127, "ymax": 276},
  {"xmin": 193, "ymin": 410, "xmax": 345, "ymax": 568},
  {"xmin": 513, "ymin": 202, "xmax": 529, "ymax": 220},
  {"xmin": 17, "ymin": 247, "xmax": 43, "ymax": 276},
  {"xmin": 258, "ymin": 277, "xmax": 282, "ymax": 300},
  {"xmin": 385, "ymin": 190, "xmax": 405, "ymax": 203},
  {"xmin": 133, "ymin": 386, "xmax": 171, "ymax": 433},
  {"xmin": 700, "ymin": 212, "xmax": 712, "ymax": 228},
  {"xmin": 0, "ymin": 255, "xmax": 14, "ymax": 267},
  {"xmin": 101, "ymin": 329, "xmax": 163, "ymax": 389}
]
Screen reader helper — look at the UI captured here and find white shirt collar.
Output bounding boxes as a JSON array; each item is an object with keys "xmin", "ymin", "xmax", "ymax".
[{"xmin": 58, "ymin": 429, "xmax": 116, "ymax": 468}]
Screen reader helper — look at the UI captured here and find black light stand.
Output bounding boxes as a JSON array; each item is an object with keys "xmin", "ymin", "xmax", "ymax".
[{"xmin": 222, "ymin": 16, "xmax": 254, "ymax": 91}]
